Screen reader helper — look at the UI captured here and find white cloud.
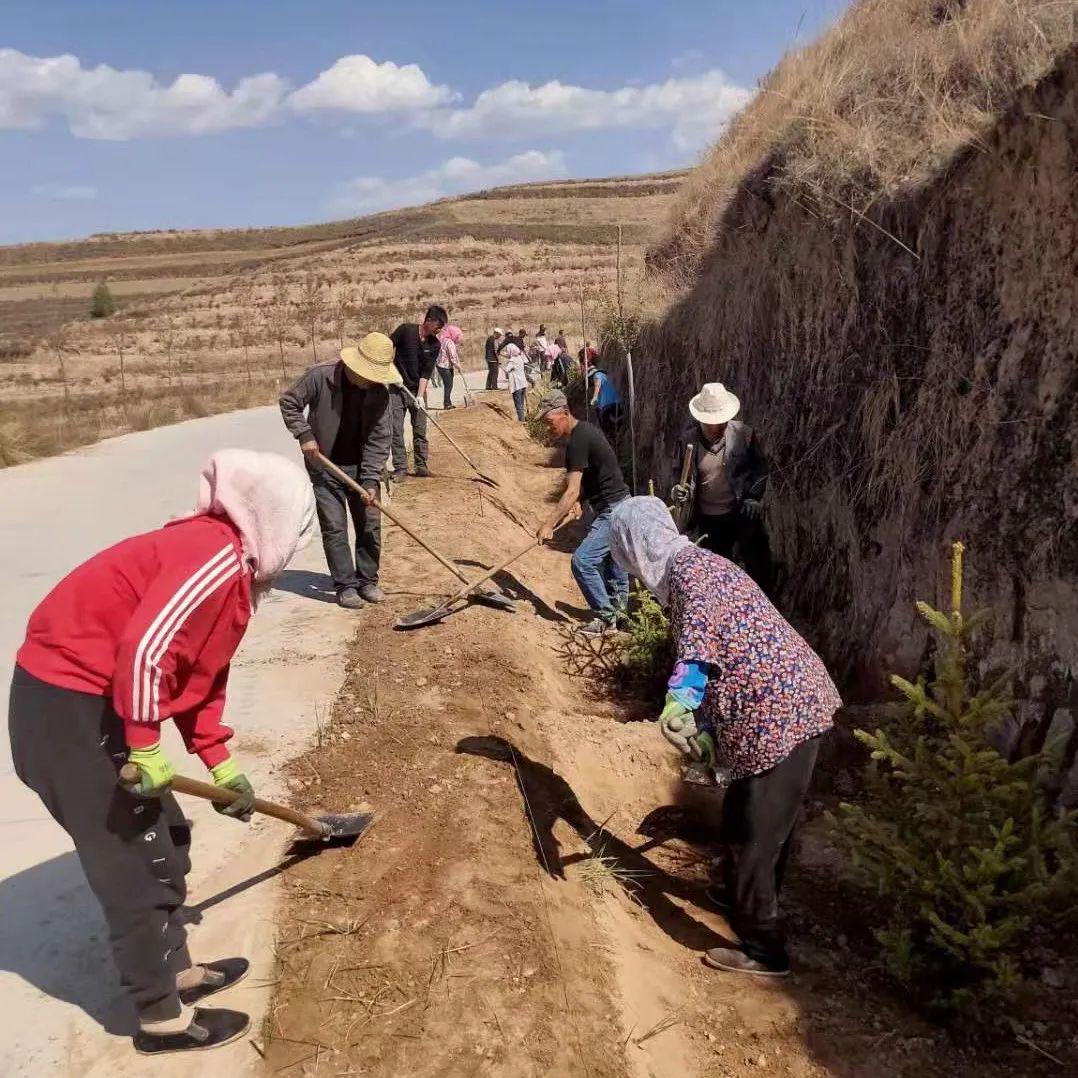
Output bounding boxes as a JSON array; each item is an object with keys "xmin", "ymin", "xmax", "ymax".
[
  {"xmin": 32, "ymin": 183, "xmax": 97, "ymax": 200},
  {"xmin": 424, "ymin": 70, "xmax": 752, "ymax": 152},
  {"xmin": 0, "ymin": 49, "xmax": 288, "ymax": 139},
  {"xmin": 330, "ymin": 149, "xmax": 567, "ymax": 216},
  {"xmin": 287, "ymin": 54, "xmax": 453, "ymax": 114}
]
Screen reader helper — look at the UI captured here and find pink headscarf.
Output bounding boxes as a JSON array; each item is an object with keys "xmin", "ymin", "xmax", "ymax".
[
  {"xmin": 545, "ymin": 343, "xmax": 561, "ymax": 362},
  {"xmin": 439, "ymin": 325, "xmax": 463, "ymax": 344},
  {"xmin": 189, "ymin": 449, "xmax": 316, "ymax": 589}
]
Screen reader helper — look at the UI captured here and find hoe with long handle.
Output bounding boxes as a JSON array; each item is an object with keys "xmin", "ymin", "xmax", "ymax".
[
  {"xmin": 315, "ymin": 454, "xmax": 515, "ymax": 612},
  {"xmin": 399, "ymin": 385, "xmax": 499, "ymax": 487}
]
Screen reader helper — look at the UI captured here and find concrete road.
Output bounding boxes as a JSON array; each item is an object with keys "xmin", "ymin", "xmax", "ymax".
[{"xmin": 0, "ymin": 372, "xmax": 492, "ymax": 1075}]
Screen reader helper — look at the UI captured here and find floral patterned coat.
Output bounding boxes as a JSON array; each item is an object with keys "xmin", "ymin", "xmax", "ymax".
[{"xmin": 667, "ymin": 545, "xmax": 840, "ymax": 779}]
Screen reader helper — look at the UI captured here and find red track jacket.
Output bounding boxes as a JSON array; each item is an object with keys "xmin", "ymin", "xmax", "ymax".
[{"xmin": 17, "ymin": 514, "xmax": 252, "ymax": 767}]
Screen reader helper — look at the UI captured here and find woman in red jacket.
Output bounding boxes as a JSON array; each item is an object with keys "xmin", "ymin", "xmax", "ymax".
[{"xmin": 8, "ymin": 448, "xmax": 315, "ymax": 1055}]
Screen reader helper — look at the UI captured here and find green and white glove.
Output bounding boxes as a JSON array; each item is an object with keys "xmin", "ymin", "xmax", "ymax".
[
  {"xmin": 210, "ymin": 758, "xmax": 256, "ymax": 822},
  {"xmin": 124, "ymin": 743, "xmax": 177, "ymax": 797},
  {"xmin": 658, "ymin": 695, "xmax": 717, "ymax": 766},
  {"xmin": 670, "ymin": 483, "xmax": 691, "ymax": 506}
]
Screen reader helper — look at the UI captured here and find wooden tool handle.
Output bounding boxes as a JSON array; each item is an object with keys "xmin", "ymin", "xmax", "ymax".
[
  {"xmin": 678, "ymin": 443, "xmax": 695, "ymax": 487},
  {"xmin": 400, "ymin": 385, "xmax": 484, "ymax": 474},
  {"xmin": 316, "ymin": 454, "xmax": 472, "ymax": 586},
  {"xmin": 437, "ymin": 516, "xmax": 570, "ymax": 608},
  {"xmin": 119, "ymin": 764, "xmax": 327, "ymax": 836}
]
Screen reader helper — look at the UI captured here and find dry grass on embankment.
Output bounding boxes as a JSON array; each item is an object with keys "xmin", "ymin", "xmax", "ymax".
[
  {"xmin": 654, "ymin": 0, "xmax": 1078, "ymax": 278},
  {"xmin": 628, "ymin": 0, "xmax": 1077, "ymax": 777}
]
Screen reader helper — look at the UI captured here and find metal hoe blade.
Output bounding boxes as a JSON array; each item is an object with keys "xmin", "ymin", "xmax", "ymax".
[
  {"xmin": 394, "ymin": 588, "xmax": 516, "ymax": 630},
  {"xmin": 289, "ymin": 810, "xmax": 378, "ymax": 851}
]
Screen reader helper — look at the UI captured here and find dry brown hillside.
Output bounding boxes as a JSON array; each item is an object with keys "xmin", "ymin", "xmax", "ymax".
[
  {"xmin": 630, "ymin": 1, "xmax": 1077, "ymax": 773},
  {"xmin": 0, "ymin": 170, "xmax": 683, "ymax": 463}
]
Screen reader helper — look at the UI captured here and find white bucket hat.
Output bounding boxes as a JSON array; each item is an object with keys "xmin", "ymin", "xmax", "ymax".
[{"xmin": 689, "ymin": 382, "xmax": 740, "ymax": 425}]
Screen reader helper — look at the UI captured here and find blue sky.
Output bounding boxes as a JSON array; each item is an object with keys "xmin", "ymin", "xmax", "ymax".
[{"xmin": 0, "ymin": 0, "xmax": 850, "ymax": 244}]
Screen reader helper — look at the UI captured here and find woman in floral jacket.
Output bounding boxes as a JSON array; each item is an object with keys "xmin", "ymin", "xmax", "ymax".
[{"xmin": 609, "ymin": 496, "xmax": 840, "ymax": 977}]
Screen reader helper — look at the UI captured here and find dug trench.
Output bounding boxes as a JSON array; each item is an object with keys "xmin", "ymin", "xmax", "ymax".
[{"xmin": 260, "ymin": 401, "xmax": 1072, "ymax": 1078}]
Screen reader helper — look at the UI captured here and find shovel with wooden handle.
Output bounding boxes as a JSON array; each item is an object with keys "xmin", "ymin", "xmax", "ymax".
[
  {"xmin": 118, "ymin": 764, "xmax": 377, "ymax": 851},
  {"xmin": 315, "ymin": 454, "xmax": 515, "ymax": 612},
  {"xmin": 395, "ymin": 517, "xmax": 570, "ymax": 630},
  {"xmin": 672, "ymin": 442, "xmax": 694, "ymax": 532},
  {"xmin": 400, "ymin": 385, "xmax": 499, "ymax": 487}
]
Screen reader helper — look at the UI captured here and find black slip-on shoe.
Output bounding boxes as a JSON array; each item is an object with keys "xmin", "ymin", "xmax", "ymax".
[
  {"xmin": 178, "ymin": 957, "xmax": 250, "ymax": 1006},
  {"xmin": 703, "ymin": 946, "xmax": 790, "ymax": 977},
  {"xmin": 134, "ymin": 1007, "xmax": 250, "ymax": 1055}
]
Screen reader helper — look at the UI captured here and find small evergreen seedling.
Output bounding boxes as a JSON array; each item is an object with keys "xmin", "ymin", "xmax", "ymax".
[
  {"xmin": 831, "ymin": 543, "xmax": 1078, "ymax": 1018},
  {"xmin": 90, "ymin": 280, "xmax": 116, "ymax": 318}
]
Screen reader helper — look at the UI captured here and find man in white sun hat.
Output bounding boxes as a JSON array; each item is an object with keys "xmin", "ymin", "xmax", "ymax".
[
  {"xmin": 279, "ymin": 331, "xmax": 400, "ymax": 609},
  {"xmin": 671, "ymin": 382, "xmax": 774, "ymax": 593}
]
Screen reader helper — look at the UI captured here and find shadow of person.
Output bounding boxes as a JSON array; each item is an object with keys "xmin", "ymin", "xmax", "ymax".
[
  {"xmin": 0, "ymin": 849, "xmax": 137, "ymax": 1036},
  {"xmin": 275, "ymin": 569, "xmax": 337, "ymax": 604},
  {"xmin": 455, "ymin": 734, "xmax": 733, "ymax": 954},
  {"xmin": 452, "ymin": 560, "xmax": 567, "ymax": 624}
]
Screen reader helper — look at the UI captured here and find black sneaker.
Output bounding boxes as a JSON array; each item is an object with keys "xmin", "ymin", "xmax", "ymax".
[
  {"xmin": 577, "ymin": 617, "xmax": 608, "ymax": 638},
  {"xmin": 134, "ymin": 1007, "xmax": 250, "ymax": 1055},
  {"xmin": 178, "ymin": 958, "xmax": 249, "ymax": 1006},
  {"xmin": 703, "ymin": 946, "xmax": 790, "ymax": 977}
]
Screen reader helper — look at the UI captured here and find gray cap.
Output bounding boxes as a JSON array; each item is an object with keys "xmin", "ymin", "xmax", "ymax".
[{"xmin": 535, "ymin": 389, "xmax": 569, "ymax": 418}]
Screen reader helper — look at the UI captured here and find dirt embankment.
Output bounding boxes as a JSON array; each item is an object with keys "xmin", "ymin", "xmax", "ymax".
[
  {"xmin": 634, "ymin": 50, "xmax": 1078, "ymax": 770},
  {"xmin": 260, "ymin": 402, "xmax": 1074, "ymax": 1077}
]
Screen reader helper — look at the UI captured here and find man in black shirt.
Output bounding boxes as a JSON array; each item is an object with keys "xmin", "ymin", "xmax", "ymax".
[
  {"xmin": 389, "ymin": 305, "xmax": 447, "ymax": 478},
  {"xmin": 279, "ymin": 332, "xmax": 399, "ymax": 609},
  {"xmin": 484, "ymin": 327, "xmax": 503, "ymax": 390},
  {"xmin": 535, "ymin": 389, "xmax": 630, "ymax": 636}
]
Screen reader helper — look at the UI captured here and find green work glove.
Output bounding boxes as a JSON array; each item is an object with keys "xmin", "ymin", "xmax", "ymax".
[
  {"xmin": 690, "ymin": 729, "xmax": 717, "ymax": 768},
  {"xmin": 670, "ymin": 482, "xmax": 691, "ymax": 506},
  {"xmin": 658, "ymin": 695, "xmax": 699, "ymax": 757},
  {"xmin": 210, "ymin": 758, "xmax": 256, "ymax": 822},
  {"xmin": 125, "ymin": 743, "xmax": 177, "ymax": 797}
]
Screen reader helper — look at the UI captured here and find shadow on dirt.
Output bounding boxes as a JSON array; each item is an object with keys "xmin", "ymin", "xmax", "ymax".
[
  {"xmin": 456, "ymin": 734, "xmax": 734, "ymax": 953},
  {"xmin": 275, "ymin": 569, "xmax": 338, "ymax": 604}
]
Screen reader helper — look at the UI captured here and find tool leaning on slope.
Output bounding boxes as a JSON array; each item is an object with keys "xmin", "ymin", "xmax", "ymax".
[{"xmin": 8, "ymin": 449, "xmax": 317, "ymax": 1057}]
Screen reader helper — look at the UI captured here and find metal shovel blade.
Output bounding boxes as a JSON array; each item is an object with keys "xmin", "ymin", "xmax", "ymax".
[
  {"xmin": 288, "ymin": 809, "xmax": 378, "ymax": 851},
  {"xmin": 394, "ymin": 589, "xmax": 516, "ymax": 631}
]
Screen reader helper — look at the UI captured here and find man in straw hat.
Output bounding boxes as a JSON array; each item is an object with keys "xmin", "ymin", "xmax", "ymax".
[
  {"xmin": 280, "ymin": 331, "xmax": 399, "ymax": 609},
  {"xmin": 671, "ymin": 382, "xmax": 774, "ymax": 593}
]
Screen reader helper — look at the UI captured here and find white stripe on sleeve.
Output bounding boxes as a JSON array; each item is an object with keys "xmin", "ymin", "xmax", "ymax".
[{"xmin": 130, "ymin": 544, "xmax": 234, "ymax": 723}]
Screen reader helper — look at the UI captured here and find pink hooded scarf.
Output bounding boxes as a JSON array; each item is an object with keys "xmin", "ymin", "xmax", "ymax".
[
  {"xmin": 190, "ymin": 449, "xmax": 316, "ymax": 593},
  {"xmin": 437, "ymin": 324, "xmax": 463, "ymax": 369}
]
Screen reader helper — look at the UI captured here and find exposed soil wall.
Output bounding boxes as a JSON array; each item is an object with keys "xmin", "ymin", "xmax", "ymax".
[{"xmin": 634, "ymin": 52, "xmax": 1077, "ymax": 760}]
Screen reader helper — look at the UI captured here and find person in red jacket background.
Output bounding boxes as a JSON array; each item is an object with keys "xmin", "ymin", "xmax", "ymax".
[{"xmin": 8, "ymin": 448, "xmax": 315, "ymax": 1056}]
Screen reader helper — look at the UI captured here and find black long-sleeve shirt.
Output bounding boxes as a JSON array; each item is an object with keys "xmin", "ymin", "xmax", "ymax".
[{"xmin": 390, "ymin": 323, "xmax": 440, "ymax": 393}]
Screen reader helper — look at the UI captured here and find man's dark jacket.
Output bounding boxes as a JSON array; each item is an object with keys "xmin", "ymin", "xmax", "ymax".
[
  {"xmin": 279, "ymin": 361, "xmax": 392, "ymax": 487},
  {"xmin": 674, "ymin": 420, "xmax": 768, "ymax": 529}
]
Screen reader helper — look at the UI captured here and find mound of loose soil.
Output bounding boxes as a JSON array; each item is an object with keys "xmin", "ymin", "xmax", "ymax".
[{"xmin": 262, "ymin": 400, "xmax": 1075, "ymax": 1077}]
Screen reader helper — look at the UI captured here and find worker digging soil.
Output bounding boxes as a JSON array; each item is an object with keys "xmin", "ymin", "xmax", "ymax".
[{"xmin": 7, "ymin": 449, "xmax": 315, "ymax": 1055}]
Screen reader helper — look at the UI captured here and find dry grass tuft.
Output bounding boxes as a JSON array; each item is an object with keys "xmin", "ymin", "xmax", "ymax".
[{"xmin": 655, "ymin": 0, "xmax": 1077, "ymax": 278}]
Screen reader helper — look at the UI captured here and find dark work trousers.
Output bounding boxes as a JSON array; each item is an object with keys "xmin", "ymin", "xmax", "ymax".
[
  {"xmin": 699, "ymin": 510, "xmax": 775, "ymax": 595},
  {"xmin": 512, "ymin": 388, "xmax": 527, "ymax": 421},
  {"xmin": 8, "ymin": 665, "xmax": 192, "ymax": 1023},
  {"xmin": 718, "ymin": 734, "xmax": 822, "ymax": 967},
  {"xmin": 390, "ymin": 388, "xmax": 429, "ymax": 475},
  {"xmin": 310, "ymin": 464, "xmax": 381, "ymax": 592},
  {"xmin": 485, "ymin": 360, "xmax": 500, "ymax": 390},
  {"xmin": 439, "ymin": 366, "xmax": 454, "ymax": 409}
]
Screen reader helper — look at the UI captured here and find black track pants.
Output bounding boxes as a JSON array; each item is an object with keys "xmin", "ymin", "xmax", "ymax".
[
  {"xmin": 719, "ymin": 734, "xmax": 822, "ymax": 966},
  {"xmin": 8, "ymin": 666, "xmax": 192, "ymax": 1022}
]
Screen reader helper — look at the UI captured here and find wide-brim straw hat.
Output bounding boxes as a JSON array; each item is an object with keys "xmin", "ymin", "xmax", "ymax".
[
  {"xmin": 340, "ymin": 332, "xmax": 401, "ymax": 386},
  {"xmin": 689, "ymin": 382, "xmax": 740, "ymax": 425}
]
